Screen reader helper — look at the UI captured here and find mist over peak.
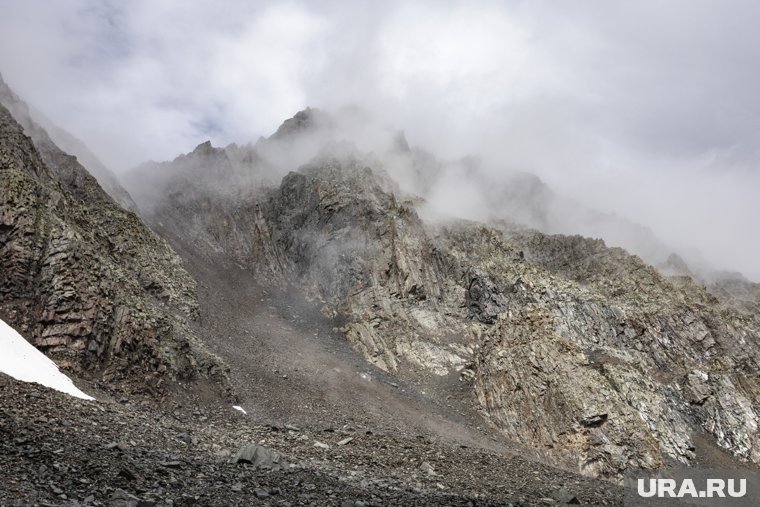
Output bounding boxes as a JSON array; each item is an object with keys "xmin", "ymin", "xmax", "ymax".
[
  {"xmin": 118, "ymin": 104, "xmax": 694, "ymax": 286},
  {"xmin": 3, "ymin": 1, "xmax": 759, "ymax": 280}
]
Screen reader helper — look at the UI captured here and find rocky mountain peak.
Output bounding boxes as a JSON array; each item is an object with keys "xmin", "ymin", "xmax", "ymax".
[
  {"xmin": 5, "ymin": 88, "xmax": 759, "ymax": 500},
  {"xmin": 0, "ymin": 74, "xmax": 138, "ymax": 212},
  {"xmin": 269, "ymin": 107, "xmax": 331, "ymax": 141},
  {"xmin": 192, "ymin": 139, "xmax": 215, "ymax": 155}
]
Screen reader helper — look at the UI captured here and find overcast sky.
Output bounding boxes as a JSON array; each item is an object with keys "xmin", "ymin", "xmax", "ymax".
[{"xmin": 1, "ymin": 0, "xmax": 759, "ymax": 279}]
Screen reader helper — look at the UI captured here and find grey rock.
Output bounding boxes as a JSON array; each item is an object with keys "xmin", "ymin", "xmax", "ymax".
[
  {"xmin": 233, "ymin": 443, "xmax": 288, "ymax": 470},
  {"xmin": 552, "ymin": 488, "xmax": 580, "ymax": 504},
  {"xmin": 106, "ymin": 442, "xmax": 128, "ymax": 451},
  {"xmin": 109, "ymin": 489, "xmax": 140, "ymax": 507},
  {"xmin": 466, "ymin": 270, "xmax": 507, "ymax": 324},
  {"xmin": 119, "ymin": 467, "xmax": 138, "ymax": 481},
  {"xmin": 420, "ymin": 461, "xmax": 437, "ymax": 476}
]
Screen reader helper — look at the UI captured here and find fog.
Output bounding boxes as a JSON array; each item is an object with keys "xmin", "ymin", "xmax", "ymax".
[{"xmin": 1, "ymin": 1, "xmax": 759, "ymax": 280}]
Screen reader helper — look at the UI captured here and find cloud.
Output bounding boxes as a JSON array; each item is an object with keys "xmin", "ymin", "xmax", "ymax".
[{"xmin": 1, "ymin": 0, "xmax": 759, "ymax": 279}]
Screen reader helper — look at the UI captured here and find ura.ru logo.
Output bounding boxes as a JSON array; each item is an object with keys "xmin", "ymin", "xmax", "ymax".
[{"xmin": 637, "ymin": 478, "xmax": 746, "ymax": 499}]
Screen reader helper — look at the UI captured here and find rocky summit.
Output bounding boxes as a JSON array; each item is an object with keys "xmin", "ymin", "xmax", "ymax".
[{"xmin": 1, "ymin": 90, "xmax": 759, "ymax": 506}]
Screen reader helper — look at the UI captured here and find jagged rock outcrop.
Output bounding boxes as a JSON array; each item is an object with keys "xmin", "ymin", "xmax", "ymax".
[
  {"xmin": 123, "ymin": 139, "xmax": 276, "ymax": 217},
  {"xmin": 706, "ymin": 272, "xmax": 760, "ymax": 315},
  {"xmin": 465, "ymin": 228, "xmax": 760, "ymax": 476},
  {"xmin": 128, "ymin": 113, "xmax": 760, "ymax": 479},
  {"xmin": 0, "ymin": 102, "xmax": 229, "ymax": 396},
  {"xmin": 466, "ymin": 270, "xmax": 508, "ymax": 324},
  {"xmin": 0, "ymin": 73, "xmax": 137, "ymax": 212},
  {"xmin": 269, "ymin": 107, "xmax": 332, "ymax": 141},
  {"xmin": 249, "ymin": 156, "xmax": 475, "ymax": 374}
]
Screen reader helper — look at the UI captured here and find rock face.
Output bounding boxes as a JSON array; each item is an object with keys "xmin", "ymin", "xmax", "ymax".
[
  {"xmin": 0, "ymin": 101, "xmax": 228, "ymax": 395},
  {"xmin": 127, "ymin": 112, "xmax": 760, "ymax": 479}
]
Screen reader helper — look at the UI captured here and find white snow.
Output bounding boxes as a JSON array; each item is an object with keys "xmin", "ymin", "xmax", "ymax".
[
  {"xmin": 0, "ymin": 318, "xmax": 94, "ymax": 400},
  {"xmin": 232, "ymin": 405, "xmax": 247, "ymax": 414}
]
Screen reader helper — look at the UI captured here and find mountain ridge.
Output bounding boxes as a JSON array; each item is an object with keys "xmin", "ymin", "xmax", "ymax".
[
  {"xmin": 124, "ymin": 118, "xmax": 760, "ymax": 479},
  {"xmin": 2, "ymin": 89, "xmax": 759, "ymax": 506},
  {"xmin": 0, "ymin": 73, "xmax": 138, "ymax": 212}
]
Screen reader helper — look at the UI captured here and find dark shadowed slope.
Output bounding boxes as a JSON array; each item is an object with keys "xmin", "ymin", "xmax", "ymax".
[{"xmin": 0, "ymin": 101, "xmax": 228, "ymax": 397}]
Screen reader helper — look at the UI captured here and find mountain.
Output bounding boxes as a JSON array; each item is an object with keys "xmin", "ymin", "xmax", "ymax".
[
  {"xmin": 3, "ymin": 91, "xmax": 759, "ymax": 504},
  {"xmin": 122, "ymin": 111, "xmax": 760, "ymax": 480},
  {"xmin": 0, "ymin": 95, "xmax": 626, "ymax": 505},
  {"xmin": 0, "ymin": 88, "xmax": 229, "ymax": 398},
  {"xmin": 0, "ymin": 74, "xmax": 137, "ymax": 212}
]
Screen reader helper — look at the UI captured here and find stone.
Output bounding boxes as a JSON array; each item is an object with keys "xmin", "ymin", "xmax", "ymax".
[
  {"xmin": 93, "ymin": 101, "xmax": 760, "ymax": 481},
  {"xmin": 109, "ymin": 489, "xmax": 140, "ymax": 507},
  {"xmin": 420, "ymin": 461, "xmax": 436, "ymax": 476},
  {"xmin": 106, "ymin": 442, "xmax": 128, "ymax": 451},
  {"xmin": 233, "ymin": 443, "xmax": 288, "ymax": 469},
  {"xmin": 552, "ymin": 488, "xmax": 580, "ymax": 504},
  {"xmin": 119, "ymin": 467, "xmax": 138, "ymax": 481},
  {"xmin": 466, "ymin": 270, "xmax": 507, "ymax": 324}
]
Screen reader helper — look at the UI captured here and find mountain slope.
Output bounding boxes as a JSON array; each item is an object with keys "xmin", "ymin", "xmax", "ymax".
[
  {"xmin": 1, "ymin": 371, "xmax": 627, "ymax": 506},
  {"xmin": 0, "ymin": 74, "xmax": 137, "ymax": 212},
  {"xmin": 0, "ymin": 101, "xmax": 229, "ymax": 397},
  {"xmin": 127, "ymin": 121, "xmax": 760, "ymax": 480}
]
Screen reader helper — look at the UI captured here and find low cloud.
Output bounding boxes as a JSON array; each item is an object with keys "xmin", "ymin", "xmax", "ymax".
[{"xmin": 1, "ymin": 0, "xmax": 759, "ymax": 279}]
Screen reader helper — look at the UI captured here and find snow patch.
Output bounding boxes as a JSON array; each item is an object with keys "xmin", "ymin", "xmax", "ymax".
[
  {"xmin": 0, "ymin": 318, "xmax": 94, "ymax": 400},
  {"xmin": 233, "ymin": 405, "xmax": 247, "ymax": 414}
]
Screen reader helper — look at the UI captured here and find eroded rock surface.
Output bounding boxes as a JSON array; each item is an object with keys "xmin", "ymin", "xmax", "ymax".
[
  {"xmin": 0, "ymin": 102, "xmax": 228, "ymax": 396},
  {"xmin": 127, "ymin": 113, "xmax": 760, "ymax": 479}
]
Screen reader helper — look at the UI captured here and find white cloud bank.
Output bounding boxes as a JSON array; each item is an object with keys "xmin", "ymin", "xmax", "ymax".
[{"xmin": 0, "ymin": 0, "xmax": 759, "ymax": 279}]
